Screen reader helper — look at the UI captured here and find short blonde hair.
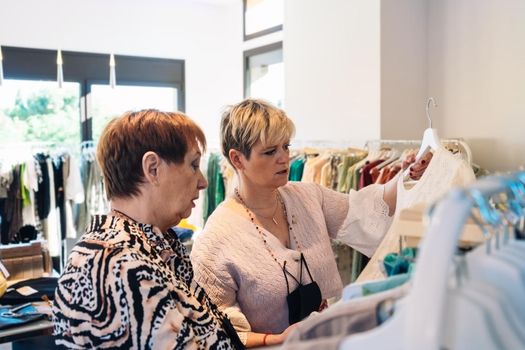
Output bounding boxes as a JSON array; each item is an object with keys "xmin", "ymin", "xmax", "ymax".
[
  {"xmin": 220, "ymin": 99, "xmax": 295, "ymax": 163},
  {"xmin": 97, "ymin": 109, "xmax": 206, "ymax": 200}
]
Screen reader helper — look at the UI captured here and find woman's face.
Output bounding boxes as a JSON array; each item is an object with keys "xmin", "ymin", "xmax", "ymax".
[
  {"xmin": 239, "ymin": 139, "xmax": 291, "ymax": 189},
  {"xmin": 157, "ymin": 146, "xmax": 207, "ymax": 229}
]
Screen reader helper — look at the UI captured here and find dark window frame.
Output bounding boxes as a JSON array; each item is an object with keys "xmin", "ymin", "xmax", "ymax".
[
  {"xmin": 243, "ymin": 0, "xmax": 283, "ymax": 41},
  {"xmin": 243, "ymin": 41, "xmax": 283, "ymax": 98},
  {"xmin": 1, "ymin": 46, "xmax": 185, "ymax": 141}
]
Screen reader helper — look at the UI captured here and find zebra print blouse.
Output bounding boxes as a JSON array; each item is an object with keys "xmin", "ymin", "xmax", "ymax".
[{"xmin": 53, "ymin": 214, "xmax": 242, "ymax": 349}]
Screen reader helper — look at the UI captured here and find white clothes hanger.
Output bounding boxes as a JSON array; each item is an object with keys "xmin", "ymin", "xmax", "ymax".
[
  {"xmin": 415, "ymin": 97, "xmax": 444, "ymax": 160},
  {"xmin": 403, "ymin": 98, "xmax": 445, "ymax": 181}
]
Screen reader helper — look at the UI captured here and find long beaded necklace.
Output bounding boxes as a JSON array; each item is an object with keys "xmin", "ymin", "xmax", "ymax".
[{"xmin": 234, "ymin": 188, "xmax": 301, "ymax": 269}]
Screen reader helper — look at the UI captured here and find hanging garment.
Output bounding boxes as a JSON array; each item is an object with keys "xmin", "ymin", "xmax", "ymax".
[
  {"xmin": 203, "ymin": 153, "xmax": 225, "ymax": 223},
  {"xmin": 34, "ymin": 153, "xmax": 51, "ymax": 221},
  {"xmin": 63, "ymin": 155, "xmax": 84, "ymax": 239},
  {"xmin": 357, "ymin": 148, "xmax": 475, "ymax": 282},
  {"xmin": 76, "ymin": 158, "xmax": 107, "ymax": 234},
  {"xmin": 42, "ymin": 158, "xmax": 60, "ymax": 257},
  {"xmin": 53, "ymin": 156, "xmax": 66, "ymax": 241},
  {"xmin": 3, "ymin": 165, "xmax": 22, "ymax": 243},
  {"xmin": 289, "ymin": 156, "xmax": 306, "ymax": 181},
  {"xmin": 21, "ymin": 158, "xmax": 38, "ymax": 228}
]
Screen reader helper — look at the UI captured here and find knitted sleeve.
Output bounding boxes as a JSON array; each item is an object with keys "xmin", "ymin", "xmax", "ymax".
[
  {"xmin": 191, "ymin": 239, "xmax": 251, "ymax": 345},
  {"xmin": 317, "ymin": 184, "xmax": 351, "ymax": 239}
]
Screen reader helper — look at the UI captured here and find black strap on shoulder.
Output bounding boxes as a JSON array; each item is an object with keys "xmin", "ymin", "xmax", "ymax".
[
  {"xmin": 300, "ymin": 253, "xmax": 315, "ymax": 283},
  {"xmin": 282, "ymin": 260, "xmax": 300, "ymax": 294}
]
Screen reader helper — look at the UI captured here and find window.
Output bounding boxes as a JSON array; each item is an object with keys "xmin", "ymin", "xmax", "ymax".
[
  {"xmin": 243, "ymin": 0, "xmax": 284, "ymax": 41},
  {"xmin": 244, "ymin": 42, "xmax": 284, "ymax": 107},
  {"xmin": 0, "ymin": 79, "xmax": 81, "ymax": 145},
  {"xmin": 1, "ymin": 46, "xmax": 185, "ymax": 142},
  {"xmin": 90, "ymin": 84, "xmax": 179, "ymax": 141}
]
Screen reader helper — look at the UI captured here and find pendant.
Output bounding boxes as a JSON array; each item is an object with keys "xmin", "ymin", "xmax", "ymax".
[{"xmin": 272, "ymin": 217, "xmax": 278, "ymax": 225}]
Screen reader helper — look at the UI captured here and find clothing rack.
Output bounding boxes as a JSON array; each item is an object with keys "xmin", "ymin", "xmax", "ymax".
[
  {"xmin": 0, "ymin": 146, "xmax": 87, "ymax": 273},
  {"xmin": 339, "ymin": 171, "xmax": 525, "ymax": 349},
  {"xmin": 365, "ymin": 138, "xmax": 473, "ymax": 165},
  {"xmin": 291, "ymin": 140, "xmax": 363, "ymax": 151}
]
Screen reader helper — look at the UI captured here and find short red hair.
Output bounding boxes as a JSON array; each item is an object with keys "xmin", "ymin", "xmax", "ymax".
[{"xmin": 97, "ymin": 109, "xmax": 206, "ymax": 200}]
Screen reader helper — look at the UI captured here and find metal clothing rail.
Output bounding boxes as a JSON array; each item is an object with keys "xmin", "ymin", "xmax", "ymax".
[{"xmin": 364, "ymin": 138, "xmax": 473, "ymax": 165}]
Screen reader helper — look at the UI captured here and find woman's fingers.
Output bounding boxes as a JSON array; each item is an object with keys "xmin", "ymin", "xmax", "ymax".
[{"xmin": 409, "ymin": 152, "xmax": 433, "ymax": 180}]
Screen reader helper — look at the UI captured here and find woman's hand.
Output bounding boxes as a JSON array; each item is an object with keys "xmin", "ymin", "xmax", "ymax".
[
  {"xmin": 408, "ymin": 151, "xmax": 433, "ymax": 180},
  {"xmin": 319, "ymin": 299, "xmax": 328, "ymax": 312},
  {"xmin": 276, "ymin": 323, "xmax": 299, "ymax": 344},
  {"xmin": 247, "ymin": 323, "xmax": 300, "ymax": 348}
]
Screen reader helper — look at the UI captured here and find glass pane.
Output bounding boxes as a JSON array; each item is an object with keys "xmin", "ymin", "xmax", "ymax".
[
  {"xmin": 0, "ymin": 79, "xmax": 81, "ymax": 146},
  {"xmin": 246, "ymin": 47, "xmax": 284, "ymax": 107},
  {"xmin": 90, "ymin": 84, "xmax": 178, "ymax": 141},
  {"xmin": 245, "ymin": 0, "xmax": 283, "ymax": 36}
]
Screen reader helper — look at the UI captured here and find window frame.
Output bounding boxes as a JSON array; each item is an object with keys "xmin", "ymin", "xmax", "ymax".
[
  {"xmin": 243, "ymin": 0, "xmax": 283, "ymax": 41},
  {"xmin": 1, "ymin": 46, "xmax": 185, "ymax": 141},
  {"xmin": 243, "ymin": 41, "xmax": 283, "ymax": 99}
]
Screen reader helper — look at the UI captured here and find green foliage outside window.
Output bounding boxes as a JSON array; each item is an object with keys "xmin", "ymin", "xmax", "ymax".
[{"xmin": 0, "ymin": 85, "xmax": 80, "ymax": 145}]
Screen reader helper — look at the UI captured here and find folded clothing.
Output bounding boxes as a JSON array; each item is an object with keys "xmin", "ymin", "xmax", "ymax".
[{"xmin": 0, "ymin": 277, "xmax": 58, "ymax": 304}]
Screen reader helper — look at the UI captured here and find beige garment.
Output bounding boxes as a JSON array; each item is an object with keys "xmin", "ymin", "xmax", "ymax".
[
  {"xmin": 320, "ymin": 160, "xmax": 333, "ymax": 188},
  {"xmin": 312, "ymin": 156, "xmax": 330, "ymax": 184},
  {"xmin": 356, "ymin": 147, "xmax": 476, "ymax": 282},
  {"xmin": 302, "ymin": 155, "xmax": 329, "ymax": 183}
]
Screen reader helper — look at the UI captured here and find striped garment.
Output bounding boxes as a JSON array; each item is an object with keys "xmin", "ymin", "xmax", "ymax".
[{"xmin": 53, "ymin": 214, "xmax": 241, "ymax": 349}]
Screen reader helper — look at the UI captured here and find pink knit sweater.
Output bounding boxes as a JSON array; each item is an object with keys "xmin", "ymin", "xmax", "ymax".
[{"xmin": 191, "ymin": 182, "xmax": 392, "ymax": 344}]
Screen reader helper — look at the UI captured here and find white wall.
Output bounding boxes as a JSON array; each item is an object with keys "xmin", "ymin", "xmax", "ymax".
[
  {"xmin": 427, "ymin": 0, "xmax": 525, "ymax": 171},
  {"xmin": 284, "ymin": 0, "xmax": 381, "ymax": 147},
  {"xmin": 285, "ymin": 0, "xmax": 525, "ymax": 171},
  {"xmin": 0, "ymin": 0, "xmax": 243, "ymax": 148},
  {"xmin": 380, "ymin": 0, "xmax": 427, "ymax": 140}
]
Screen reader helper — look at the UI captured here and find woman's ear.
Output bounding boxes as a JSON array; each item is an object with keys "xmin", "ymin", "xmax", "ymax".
[
  {"xmin": 229, "ymin": 149, "xmax": 245, "ymax": 171},
  {"xmin": 142, "ymin": 151, "xmax": 161, "ymax": 185}
]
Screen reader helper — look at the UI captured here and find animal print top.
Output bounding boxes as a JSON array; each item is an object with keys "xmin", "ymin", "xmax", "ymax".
[{"xmin": 53, "ymin": 214, "xmax": 243, "ymax": 349}]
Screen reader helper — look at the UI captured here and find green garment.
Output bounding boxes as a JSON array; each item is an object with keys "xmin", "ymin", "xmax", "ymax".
[
  {"xmin": 203, "ymin": 153, "xmax": 225, "ymax": 223},
  {"xmin": 362, "ymin": 273, "xmax": 411, "ymax": 296},
  {"xmin": 336, "ymin": 156, "xmax": 352, "ymax": 193},
  {"xmin": 19, "ymin": 163, "xmax": 31, "ymax": 207},
  {"xmin": 383, "ymin": 247, "xmax": 417, "ymax": 277},
  {"xmin": 289, "ymin": 156, "xmax": 306, "ymax": 181}
]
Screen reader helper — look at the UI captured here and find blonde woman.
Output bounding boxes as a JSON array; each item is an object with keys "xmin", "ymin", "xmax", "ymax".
[{"xmin": 191, "ymin": 99, "xmax": 418, "ymax": 347}]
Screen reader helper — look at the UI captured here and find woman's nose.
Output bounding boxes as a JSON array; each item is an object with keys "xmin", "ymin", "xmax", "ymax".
[
  {"xmin": 198, "ymin": 171, "xmax": 208, "ymax": 190},
  {"xmin": 277, "ymin": 149, "xmax": 289, "ymax": 163}
]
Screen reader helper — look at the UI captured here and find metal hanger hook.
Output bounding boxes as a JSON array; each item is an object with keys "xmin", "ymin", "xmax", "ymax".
[{"xmin": 426, "ymin": 97, "xmax": 437, "ymax": 128}]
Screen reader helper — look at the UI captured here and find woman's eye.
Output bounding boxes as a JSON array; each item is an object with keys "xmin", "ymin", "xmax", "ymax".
[
  {"xmin": 284, "ymin": 144, "xmax": 291, "ymax": 151},
  {"xmin": 264, "ymin": 149, "xmax": 276, "ymax": 156}
]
